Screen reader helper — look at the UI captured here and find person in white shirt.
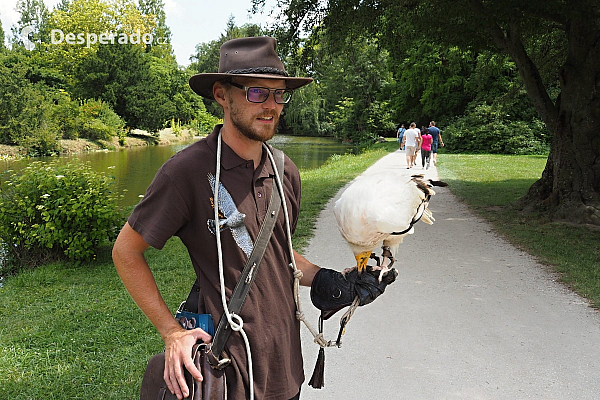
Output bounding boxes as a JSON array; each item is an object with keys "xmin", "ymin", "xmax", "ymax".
[{"xmin": 401, "ymin": 122, "xmax": 422, "ymax": 168}]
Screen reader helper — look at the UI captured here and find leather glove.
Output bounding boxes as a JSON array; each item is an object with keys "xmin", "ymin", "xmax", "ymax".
[{"xmin": 310, "ymin": 266, "xmax": 397, "ymax": 320}]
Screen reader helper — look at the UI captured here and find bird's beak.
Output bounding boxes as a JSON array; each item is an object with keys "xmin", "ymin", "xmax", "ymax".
[{"xmin": 355, "ymin": 251, "xmax": 371, "ymax": 274}]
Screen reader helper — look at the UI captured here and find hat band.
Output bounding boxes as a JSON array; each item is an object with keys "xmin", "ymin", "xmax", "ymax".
[{"xmin": 224, "ymin": 67, "xmax": 289, "ymax": 77}]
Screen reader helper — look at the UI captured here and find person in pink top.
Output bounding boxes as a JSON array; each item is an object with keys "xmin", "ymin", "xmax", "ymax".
[{"xmin": 420, "ymin": 128, "xmax": 433, "ymax": 169}]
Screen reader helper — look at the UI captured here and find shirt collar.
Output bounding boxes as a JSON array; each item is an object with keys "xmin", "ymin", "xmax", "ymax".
[{"xmin": 206, "ymin": 124, "xmax": 276, "ymax": 178}]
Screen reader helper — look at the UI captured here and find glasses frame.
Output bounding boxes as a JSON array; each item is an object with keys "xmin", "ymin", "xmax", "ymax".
[{"xmin": 228, "ymin": 81, "xmax": 293, "ymax": 104}]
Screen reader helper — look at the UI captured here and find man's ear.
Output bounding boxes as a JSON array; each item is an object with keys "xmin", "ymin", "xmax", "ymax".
[{"xmin": 213, "ymin": 81, "xmax": 227, "ymax": 107}]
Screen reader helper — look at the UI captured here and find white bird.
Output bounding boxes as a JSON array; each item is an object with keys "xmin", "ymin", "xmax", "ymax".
[{"xmin": 334, "ymin": 171, "xmax": 446, "ymax": 280}]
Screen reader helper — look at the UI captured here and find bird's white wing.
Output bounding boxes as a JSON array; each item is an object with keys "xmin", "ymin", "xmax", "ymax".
[
  {"xmin": 372, "ymin": 176, "xmax": 430, "ymax": 233},
  {"xmin": 334, "ymin": 171, "xmax": 435, "ymax": 251},
  {"xmin": 334, "ymin": 174, "xmax": 386, "ymax": 251}
]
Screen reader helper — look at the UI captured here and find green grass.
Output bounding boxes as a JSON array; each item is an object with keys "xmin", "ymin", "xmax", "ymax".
[
  {"xmin": 437, "ymin": 154, "xmax": 600, "ymax": 308},
  {"xmin": 7, "ymin": 146, "xmax": 596, "ymax": 398},
  {"xmin": 0, "ymin": 142, "xmax": 396, "ymax": 399},
  {"xmin": 0, "ymin": 242, "xmax": 193, "ymax": 399}
]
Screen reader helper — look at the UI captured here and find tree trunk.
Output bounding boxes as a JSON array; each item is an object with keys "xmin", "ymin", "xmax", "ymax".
[
  {"xmin": 517, "ymin": 22, "xmax": 600, "ymax": 224},
  {"xmin": 468, "ymin": 0, "xmax": 600, "ymax": 224}
]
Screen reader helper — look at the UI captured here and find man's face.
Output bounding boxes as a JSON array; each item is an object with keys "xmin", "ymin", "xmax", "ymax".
[{"xmin": 226, "ymin": 78, "xmax": 286, "ymax": 143}]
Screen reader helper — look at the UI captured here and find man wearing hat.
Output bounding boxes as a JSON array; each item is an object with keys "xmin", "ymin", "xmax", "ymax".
[{"xmin": 113, "ymin": 36, "xmax": 393, "ymax": 400}]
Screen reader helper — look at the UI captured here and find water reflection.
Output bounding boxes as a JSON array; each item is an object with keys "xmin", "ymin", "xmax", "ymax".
[
  {"xmin": 1, "ymin": 135, "xmax": 350, "ymax": 207},
  {"xmin": 268, "ymin": 135, "xmax": 353, "ymax": 170}
]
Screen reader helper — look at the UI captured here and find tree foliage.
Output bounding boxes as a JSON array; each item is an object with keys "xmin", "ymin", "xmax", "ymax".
[
  {"xmin": 270, "ymin": 29, "xmax": 395, "ymax": 140},
  {"xmin": 257, "ymin": 0, "xmax": 600, "ymax": 223},
  {"xmin": 444, "ymin": 104, "xmax": 549, "ymax": 155},
  {"xmin": 0, "ymin": 15, "xmax": 6, "ymax": 50},
  {"xmin": 46, "ymin": 0, "xmax": 155, "ymax": 74},
  {"xmin": 138, "ymin": 0, "xmax": 174, "ymax": 59},
  {"xmin": 11, "ymin": 0, "xmax": 49, "ymax": 47},
  {"xmin": 73, "ymin": 41, "xmax": 151, "ymax": 129},
  {"xmin": 0, "ymin": 49, "xmax": 126, "ymax": 153},
  {"xmin": 0, "ymin": 0, "xmax": 215, "ymax": 153}
]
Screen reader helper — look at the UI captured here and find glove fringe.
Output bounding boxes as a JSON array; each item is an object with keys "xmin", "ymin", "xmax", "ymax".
[{"xmin": 308, "ymin": 347, "xmax": 325, "ymax": 389}]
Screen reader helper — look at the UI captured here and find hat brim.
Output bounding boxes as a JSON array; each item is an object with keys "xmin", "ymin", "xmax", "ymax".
[{"xmin": 189, "ymin": 73, "xmax": 313, "ymax": 99}]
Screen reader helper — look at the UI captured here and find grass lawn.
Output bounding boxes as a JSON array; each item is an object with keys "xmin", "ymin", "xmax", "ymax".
[
  {"xmin": 2, "ymin": 144, "xmax": 598, "ymax": 398},
  {"xmin": 437, "ymin": 153, "xmax": 600, "ymax": 308},
  {"xmin": 0, "ymin": 143, "xmax": 393, "ymax": 399}
]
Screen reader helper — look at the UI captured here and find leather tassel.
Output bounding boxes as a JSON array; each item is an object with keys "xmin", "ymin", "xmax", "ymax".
[{"xmin": 308, "ymin": 347, "xmax": 325, "ymax": 389}]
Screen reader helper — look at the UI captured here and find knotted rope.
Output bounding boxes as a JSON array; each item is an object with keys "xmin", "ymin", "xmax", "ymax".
[{"xmin": 264, "ymin": 147, "xmax": 347, "ymax": 350}]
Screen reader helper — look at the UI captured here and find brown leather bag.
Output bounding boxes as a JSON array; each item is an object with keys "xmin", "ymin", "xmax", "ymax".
[{"xmin": 139, "ymin": 343, "xmax": 226, "ymax": 400}]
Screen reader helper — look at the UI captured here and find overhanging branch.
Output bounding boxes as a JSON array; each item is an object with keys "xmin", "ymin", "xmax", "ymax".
[{"xmin": 467, "ymin": 0, "xmax": 559, "ymax": 129}]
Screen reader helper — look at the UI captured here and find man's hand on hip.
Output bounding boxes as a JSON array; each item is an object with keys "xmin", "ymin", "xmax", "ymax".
[{"xmin": 163, "ymin": 327, "xmax": 212, "ymax": 400}]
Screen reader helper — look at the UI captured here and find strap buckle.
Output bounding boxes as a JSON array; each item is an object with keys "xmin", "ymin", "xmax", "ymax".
[{"xmin": 205, "ymin": 344, "xmax": 232, "ymax": 370}]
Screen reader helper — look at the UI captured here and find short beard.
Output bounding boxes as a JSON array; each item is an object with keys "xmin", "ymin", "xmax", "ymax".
[{"xmin": 228, "ymin": 96, "xmax": 280, "ymax": 142}]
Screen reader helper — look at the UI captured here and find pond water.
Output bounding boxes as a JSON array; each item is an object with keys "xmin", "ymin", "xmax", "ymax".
[{"xmin": 1, "ymin": 135, "xmax": 352, "ymax": 207}]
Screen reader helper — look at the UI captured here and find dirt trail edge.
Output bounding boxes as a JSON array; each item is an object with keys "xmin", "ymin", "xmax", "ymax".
[{"xmin": 298, "ymin": 149, "xmax": 600, "ymax": 400}]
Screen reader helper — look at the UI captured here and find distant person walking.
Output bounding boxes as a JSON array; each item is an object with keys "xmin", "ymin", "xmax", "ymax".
[
  {"xmin": 402, "ymin": 122, "xmax": 421, "ymax": 168},
  {"xmin": 420, "ymin": 128, "xmax": 433, "ymax": 169},
  {"xmin": 397, "ymin": 124, "xmax": 406, "ymax": 150},
  {"xmin": 428, "ymin": 121, "xmax": 444, "ymax": 165}
]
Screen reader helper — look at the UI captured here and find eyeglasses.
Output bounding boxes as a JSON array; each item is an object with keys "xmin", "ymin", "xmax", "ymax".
[{"xmin": 228, "ymin": 82, "xmax": 293, "ymax": 104}]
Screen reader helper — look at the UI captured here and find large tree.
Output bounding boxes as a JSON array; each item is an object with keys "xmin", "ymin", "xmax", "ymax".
[
  {"xmin": 138, "ymin": 0, "xmax": 174, "ymax": 59},
  {"xmin": 47, "ymin": 0, "xmax": 155, "ymax": 72},
  {"xmin": 261, "ymin": 0, "xmax": 600, "ymax": 224}
]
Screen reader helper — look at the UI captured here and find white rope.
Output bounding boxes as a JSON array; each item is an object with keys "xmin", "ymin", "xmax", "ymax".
[
  {"xmin": 263, "ymin": 146, "xmax": 334, "ymax": 349},
  {"xmin": 214, "ymin": 131, "xmax": 254, "ymax": 400},
  {"xmin": 213, "ymin": 137, "xmax": 343, "ymax": 399}
]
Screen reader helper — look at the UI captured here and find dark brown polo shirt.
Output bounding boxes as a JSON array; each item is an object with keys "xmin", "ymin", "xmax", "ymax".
[{"xmin": 128, "ymin": 125, "xmax": 304, "ymax": 399}]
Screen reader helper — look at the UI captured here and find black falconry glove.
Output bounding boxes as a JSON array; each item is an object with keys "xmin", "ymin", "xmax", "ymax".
[{"xmin": 310, "ymin": 266, "xmax": 397, "ymax": 320}]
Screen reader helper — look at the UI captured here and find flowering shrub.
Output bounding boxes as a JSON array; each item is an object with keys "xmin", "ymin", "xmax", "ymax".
[{"xmin": 0, "ymin": 160, "xmax": 125, "ymax": 272}]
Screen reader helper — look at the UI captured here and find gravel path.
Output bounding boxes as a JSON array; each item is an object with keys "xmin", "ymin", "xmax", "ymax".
[{"xmin": 297, "ymin": 150, "xmax": 600, "ymax": 400}]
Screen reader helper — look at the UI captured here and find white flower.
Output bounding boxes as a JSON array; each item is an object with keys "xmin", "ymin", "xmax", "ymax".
[
  {"xmin": 55, "ymin": 175, "xmax": 65, "ymax": 179},
  {"xmin": 41, "ymin": 194, "xmax": 50, "ymax": 198}
]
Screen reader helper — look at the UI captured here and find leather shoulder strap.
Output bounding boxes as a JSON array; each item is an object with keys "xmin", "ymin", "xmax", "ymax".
[{"xmin": 209, "ymin": 147, "xmax": 285, "ymax": 358}]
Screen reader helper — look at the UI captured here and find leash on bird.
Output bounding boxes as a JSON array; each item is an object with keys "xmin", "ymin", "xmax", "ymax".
[{"xmin": 329, "ymin": 251, "xmax": 391, "ymax": 348}]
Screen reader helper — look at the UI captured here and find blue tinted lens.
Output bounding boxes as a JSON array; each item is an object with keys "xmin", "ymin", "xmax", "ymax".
[{"xmin": 247, "ymin": 87, "xmax": 270, "ymax": 102}]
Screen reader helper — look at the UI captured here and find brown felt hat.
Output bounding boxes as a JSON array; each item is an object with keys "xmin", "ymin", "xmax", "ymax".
[{"xmin": 189, "ymin": 36, "xmax": 313, "ymax": 99}]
